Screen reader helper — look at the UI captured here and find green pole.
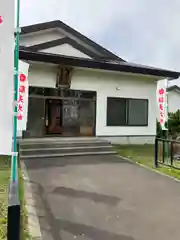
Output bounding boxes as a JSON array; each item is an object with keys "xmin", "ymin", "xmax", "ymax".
[
  {"xmin": 164, "ymin": 79, "xmax": 169, "ymax": 163},
  {"xmin": 7, "ymin": 2, "xmax": 21, "ymax": 239},
  {"xmin": 12, "ymin": 0, "xmax": 20, "ymax": 182}
]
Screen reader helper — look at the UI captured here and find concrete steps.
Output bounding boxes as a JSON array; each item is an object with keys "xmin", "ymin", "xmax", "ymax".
[{"xmin": 19, "ymin": 137, "xmax": 117, "ymax": 159}]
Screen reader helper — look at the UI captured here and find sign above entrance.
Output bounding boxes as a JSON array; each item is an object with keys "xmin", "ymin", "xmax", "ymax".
[
  {"xmin": 56, "ymin": 66, "xmax": 73, "ymax": 88},
  {"xmin": 29, "ymin": 86, "xmax": 96, "ymax": 99},
  {"xmin": 17, "ymin": 60, "xmax": 29, "ymax": 131}
]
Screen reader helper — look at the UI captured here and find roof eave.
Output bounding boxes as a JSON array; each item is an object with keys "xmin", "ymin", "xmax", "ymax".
[{"xmin": 19, "ymin": 50, "xmax": 180, "ymax": 79}]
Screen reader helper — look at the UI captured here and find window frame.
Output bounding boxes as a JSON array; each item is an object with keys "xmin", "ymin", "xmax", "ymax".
[{"xmin": 106, "ymin": 97, "xmax": 148, "ymax": 127}]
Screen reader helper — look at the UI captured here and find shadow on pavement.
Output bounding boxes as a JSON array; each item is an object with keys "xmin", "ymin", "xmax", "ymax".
[
  {"xmin": 28, "ymin": 180, "xmax": 134, "ymax": 240},
  {"xmin": 52, "ymin": 186, "xmax": 121, "ymax": 205}
]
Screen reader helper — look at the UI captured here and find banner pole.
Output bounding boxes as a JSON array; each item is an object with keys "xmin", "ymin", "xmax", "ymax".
[
  {"xmin": 12, "ymin": 0, "xmax": 20, "ymax": 182},
  {"xmin": 7, "ymin": 1, "xmax": 21, "ymax": 239}
]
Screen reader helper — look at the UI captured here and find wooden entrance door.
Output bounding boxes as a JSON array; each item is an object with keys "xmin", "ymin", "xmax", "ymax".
[
  {"xmin": 47, "ymin": 99, "xmax": 62, "ymax": 134},
  {"xmin": 46, "ymin": 94, "xmax": 96, "ymax": 136}
]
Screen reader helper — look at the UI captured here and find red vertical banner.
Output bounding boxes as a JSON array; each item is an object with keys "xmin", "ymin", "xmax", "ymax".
[
  {"xmin": 0, "ymin": 16, "xmax": 3, "ymax": 24},
  {"xmin": 17, "ymin": 61, "xmax": 29, "ymax": 131},
  {"xmin": 156, "ymin": 79, "xmax": 168, "ymax": 130}
]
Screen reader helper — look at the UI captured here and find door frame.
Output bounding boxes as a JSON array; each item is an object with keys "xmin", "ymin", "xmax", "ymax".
[
  {"xmin": 22, "ymin": 97, "xmax": 46, "ymax": 138},
  {"xmin": 46, "ymin": 99, "xmax": 63, "ymax": 135},
  {"xmin": 24, "ymin": 91, "xmax": 97, "ymax": 138}
]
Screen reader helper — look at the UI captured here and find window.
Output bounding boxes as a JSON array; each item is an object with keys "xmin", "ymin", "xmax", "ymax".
[
  {"xmin": 128, "ymin": 99, "xmax": 148, "ymax": 126},
  {"xmin": 107, "ymin": 98, "xmax": 126, "ymax": 126},
  {"xmin": 106, "ymin": 97, "xmax": 148, "ymax": 126}
]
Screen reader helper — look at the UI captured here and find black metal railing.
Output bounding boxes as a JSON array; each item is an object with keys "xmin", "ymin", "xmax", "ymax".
[{"xmin": 155, "ymin": 137, "xmax": 180, "ymax": 169}]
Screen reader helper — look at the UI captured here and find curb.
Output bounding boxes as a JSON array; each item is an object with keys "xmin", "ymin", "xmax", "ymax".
[
  {"xmin": 118, "ymin": 155, "xmax": 180, "ymax": 183},
  {"xmin": 20, "ymin": 161, "xmax": 42, "ymax": 240}
]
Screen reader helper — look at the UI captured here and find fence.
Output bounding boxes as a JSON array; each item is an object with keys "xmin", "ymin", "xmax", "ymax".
[{"xmin": 154, "ymin": 137, "xmax": 180, "ymax": 169}]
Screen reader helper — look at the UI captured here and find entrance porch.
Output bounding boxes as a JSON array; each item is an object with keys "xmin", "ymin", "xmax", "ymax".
[
  {"xmin": 19, "ymin": 137, "xmax": 116, "ymax": 158},
  {"xmin": 23, "ymin": 87, "xmax": 96, "ymax": 138}
]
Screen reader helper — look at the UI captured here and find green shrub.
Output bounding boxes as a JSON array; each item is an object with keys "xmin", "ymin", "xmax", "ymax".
[{"xmin": 157, "ymin": 110, "xmax": 180, "ymax": 138}]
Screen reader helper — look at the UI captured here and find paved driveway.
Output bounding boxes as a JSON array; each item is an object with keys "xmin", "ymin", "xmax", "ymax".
[{"xmin": 24, "ymin": 155, "xmax": 180, "ymax": 240}]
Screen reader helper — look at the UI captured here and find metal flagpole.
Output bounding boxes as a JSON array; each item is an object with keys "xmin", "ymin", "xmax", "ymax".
[{"xmin": 7, "ymin": 0, "xmax": 21, "ymax": 239}]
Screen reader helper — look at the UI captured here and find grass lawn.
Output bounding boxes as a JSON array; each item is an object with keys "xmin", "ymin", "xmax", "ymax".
[
  {"xmin": 115, "ymin": 144, "xmax": 180, "ymax": 180},
  {"xmin": 0, "ymin": 156, "xmax": 29, "ymax": 239},
  {"xmin": 0, "ymin": 157, "xmax": 10, "ymax": 239},
  {"xmin": 19, "ymin": 169, "xmax": 31, "ymax": 240}
]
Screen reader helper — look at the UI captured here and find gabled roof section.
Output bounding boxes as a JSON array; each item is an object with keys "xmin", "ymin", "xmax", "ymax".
[
  {"xmin": 168, "ymin": 85, "xmax": 180, "ymax": 93},
  {"xmin": 20, "ymin": 20, "xmax": 124, "ymax": 61},
  {"xmin": 24, "ymin": 37, "xmax": 101, "ymax": 59}
]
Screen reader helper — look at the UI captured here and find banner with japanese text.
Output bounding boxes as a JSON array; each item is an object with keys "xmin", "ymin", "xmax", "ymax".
[
  {"xmin": 156, "ymin": 79, "xmax": 168, "ymax": 130},
  {"xmin": 17, "ymin": 60, "xmax": 29, "ymax": 131},
  {"xmin": 0, "ymin": 2, "xmax": 14, "ymax": 155}
]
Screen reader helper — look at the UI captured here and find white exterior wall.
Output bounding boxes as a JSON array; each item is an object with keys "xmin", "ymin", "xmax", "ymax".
[
  {"xmin": 168, "ymin": 91, "xmax": 180, "ymax": 113},
  {"xmin": 17, "ymin": 64, "xmax": 56, "ymax": 138},
  {"xmin": 19, "ymin": 65, "xmax": 158, "ymax": 144},
  {"xmin": 28, "ymin": 64, "xmax": 56, "ymax": 88},
  {"xmin": 42, "ymin": 44, "xmax": 91, "ymax": 58},
  {"xmin": 71, "ymin": 69, "xmax": 157, "ymax": 143}
]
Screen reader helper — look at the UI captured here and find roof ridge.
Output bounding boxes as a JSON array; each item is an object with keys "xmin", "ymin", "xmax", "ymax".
[{"xmin": 168, "ymin": 85, "xmax": 180, "ymax": 93}]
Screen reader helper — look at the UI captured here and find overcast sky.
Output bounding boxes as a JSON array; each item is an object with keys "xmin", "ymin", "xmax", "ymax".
[{"xmin": 20, "ymin": 0, "xmax": 180, "ymax": 77}]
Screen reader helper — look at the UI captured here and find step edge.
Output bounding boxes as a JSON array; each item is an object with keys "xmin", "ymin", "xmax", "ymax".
[
  {"xmin": 20, "ymin": 140, "xmax": 109, "ymax": 146},
  {"xmin": 20, "ymin": 151, "xmax": 117, "ymax": 159},
  {"xmin": 20, "ymin": 145, "xmax": 113, "ymax": 152}
]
